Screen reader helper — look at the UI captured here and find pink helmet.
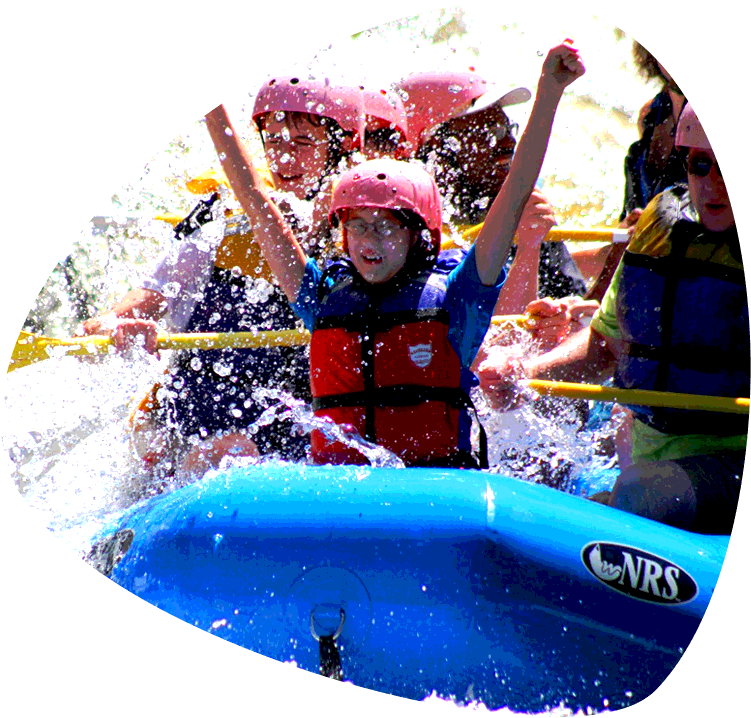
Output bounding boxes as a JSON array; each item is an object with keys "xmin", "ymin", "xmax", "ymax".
[
  {"xmin": 361, "ymin": 88, "xmax": 409, "ymax": 155},
  {"xmin": 395, "ymin": 70, "xmax": 530, "ymax": 152},
  {"xmin": 252, "ymin": 75, "xmax": 366, "ymax": 149},
  {"xmin": 675, "ymin": 79, "xmax": 736, "ymax": 151},
  {"xmin": 329, "ymin": 159, "xmax": 442, "ymax": 255}
]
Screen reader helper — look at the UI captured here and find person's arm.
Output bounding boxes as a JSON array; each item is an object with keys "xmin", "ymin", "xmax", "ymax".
[
  {"xmin": 473, "ymin": 41, "xmax": 585, "ymax": 287},
  {"xmin": 492, "ymin": 189, "xmax": 556, "ymax": 314},
  {"xmin": 475, "ymin": 324, "xmax": 617, "ymax": 410},
  {"xmin": 204, "ymin": 105, "xmax": 307, "ymax": 303},
  {"xmin": 80, "ymin": 288, "xmax": 167, "ymax": 354},
  {"xmin": 521, "ymin": 324, "xmax": 618, "ymax": 382}
]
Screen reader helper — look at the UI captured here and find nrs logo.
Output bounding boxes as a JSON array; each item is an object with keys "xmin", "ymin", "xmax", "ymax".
[{"xmin": 581, "ymin": 542, "xmax": 698, "ymax": 605}]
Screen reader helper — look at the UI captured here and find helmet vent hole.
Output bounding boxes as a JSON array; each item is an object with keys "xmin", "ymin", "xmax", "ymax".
[
  {"xmin": 376, "ymin": 173, "xmax": 387, "ymax": 181},
  {"xmin": 290, "ymin": 77, "xmax": 300, "ymax": 85},
  {"xmin": 269, "ymin": 79, "xmax": 277, "ymax": 86}
]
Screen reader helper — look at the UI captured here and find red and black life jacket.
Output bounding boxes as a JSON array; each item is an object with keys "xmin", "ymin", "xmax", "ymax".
[{"xmin": 309, "ymin": 260, "xmax": 486, "ymax": 468}]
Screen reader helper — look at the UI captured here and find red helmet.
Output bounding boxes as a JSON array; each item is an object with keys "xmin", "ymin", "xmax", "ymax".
[
  {"xmin": 361, "ymin": 88, "xmax": 409, "ymax": 157},
  {"xmin": 395, "ymin": 70, "xmax": 530, "ymax": 152},
  {"xmin": 329, "ymin": 159, "xmax": 442, "ymax": 255},
  {"xmin": 675, "ymin": 79, "xmax": 737, "ymax": 151},
  {"xmin": 252, "ymin": 75, "xmax": 365, "ymax": 149}
]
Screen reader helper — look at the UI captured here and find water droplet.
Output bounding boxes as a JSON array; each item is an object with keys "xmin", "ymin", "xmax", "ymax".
[{"xmin": 213, "ymin": 361, "xmax": 232, "ymax": 377}]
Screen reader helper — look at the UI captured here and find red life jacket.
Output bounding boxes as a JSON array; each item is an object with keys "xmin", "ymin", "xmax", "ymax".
[{"xmin": 309, "ymin": 262, "xmax": 483, "ymax": 467}]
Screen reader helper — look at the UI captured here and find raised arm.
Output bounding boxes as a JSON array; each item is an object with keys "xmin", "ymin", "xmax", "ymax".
[
  {"xmin": 473, "ymin": 41, "xmax": 585, "ymax": 286},
  {"xmin": 204, "ymin": 105, "xmax": 308, "ymax": 303}
]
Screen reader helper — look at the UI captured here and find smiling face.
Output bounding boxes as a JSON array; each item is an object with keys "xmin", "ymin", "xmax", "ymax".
[
  {"xmin": 262, "ymin": 112, "xmax": 330, "ymax": 200},
  {"xmin": 418, "ymin": 103, "xmax": 517, "ymax": 220},
  {"xmin": 655, "ymin": 0, "xmax": 727, "ymax": 95},
  {"xmin": 686, "ymin": 148, "xmax": 734, "ymax": 233},
  {"xmin": 343, "ymin": 207, "xmax": 414, "ymax": 284}
]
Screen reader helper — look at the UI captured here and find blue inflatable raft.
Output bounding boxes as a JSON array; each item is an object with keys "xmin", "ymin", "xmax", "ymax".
[{"xmin": 87, "ymin": 463, "xmax": 729, "ymax": 712}]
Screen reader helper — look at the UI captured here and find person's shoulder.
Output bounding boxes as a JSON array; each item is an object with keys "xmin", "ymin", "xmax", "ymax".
[
  {"xmin": 638, "ymin": 90, "xmax": 673, "ymax": 135},
  {"xmin": 637, "ymin": 98, "xmax": 654, "ymax": 137}
]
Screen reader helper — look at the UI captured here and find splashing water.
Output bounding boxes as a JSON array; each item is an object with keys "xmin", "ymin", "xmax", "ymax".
[{"xmin": 0, "ymin": 11, "xmax": 655, "ymax": 716}]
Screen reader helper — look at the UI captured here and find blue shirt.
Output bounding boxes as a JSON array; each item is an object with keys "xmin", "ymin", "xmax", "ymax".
[{"xmin": 293, "ymin": 245, "xmax": 505, "ymax": 368}]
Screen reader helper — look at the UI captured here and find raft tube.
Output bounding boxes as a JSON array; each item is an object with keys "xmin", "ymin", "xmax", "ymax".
[{"xmin": 87, "ymin": 463, "xmax": 728, "ymax": 712}]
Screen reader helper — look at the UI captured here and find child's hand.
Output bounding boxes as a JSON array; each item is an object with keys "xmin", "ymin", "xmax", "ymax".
[
  {"xmin": 183, "ymin": 50, "xmax": 222, "ymax": 109},
  {"xmin": 540, "ymin": 40, "xmax": 585, "ymax": 95}
]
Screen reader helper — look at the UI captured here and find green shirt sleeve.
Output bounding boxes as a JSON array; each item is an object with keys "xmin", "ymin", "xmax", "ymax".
[{"xmin": 589, "ymin": 259, "xmax": 625, "ymax": 341}]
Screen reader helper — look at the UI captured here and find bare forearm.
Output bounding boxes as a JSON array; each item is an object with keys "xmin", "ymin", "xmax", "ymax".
[
  {"xmin": 82, "ymin": 288, "xmax": 166, "ymax": 334},
  {"xmin": 474, "ymin": 89, "xmax": 564, "ymax": 285},
  {"xmin": 204, "ymin": 105, "xmax": 306, "ymax": 301},
  {"xmin": 522, "ymin": 326, "xmax": 617, "ymax": 383},
  {"xmin": 493, "ymin": 243, "xmax": 541, "ymax": 315}
]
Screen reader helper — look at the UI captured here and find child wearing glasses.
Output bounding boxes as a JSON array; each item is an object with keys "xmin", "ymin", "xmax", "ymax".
[
  {"xmin": 477, "ymin": 103, "xmax": 746, "ymax": 534},
  {"xmin": 206, "ymin": 42, "xmax": 586, "ymax": 467}
]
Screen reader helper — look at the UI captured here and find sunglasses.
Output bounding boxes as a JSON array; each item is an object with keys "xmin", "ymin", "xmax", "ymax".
[
  {"xmin": 657, "ymin": 15, "xmax": 725, "ymax": 40},
  {"xmin": 686, "ymin": 155, "xmax": 723, "ymax": 178}
]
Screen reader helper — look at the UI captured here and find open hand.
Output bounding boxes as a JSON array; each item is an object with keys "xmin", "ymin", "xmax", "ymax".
[
  {"xmin": 183, "ymin": 50, "xmax": 222, "ymax": 108},
  {"xmin": 540, "ymin": 41, "xmax": 586, "ymax": 94}
]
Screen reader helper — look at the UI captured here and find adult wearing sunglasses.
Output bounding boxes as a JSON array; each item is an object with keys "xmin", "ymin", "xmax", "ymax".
[
  {"xmin": 587, "ymin": 0, "xmax": 736, "ymax": 300},
  {"xmin": 476, "ymin": 103, "xmax": 746, "ymax": 534}
]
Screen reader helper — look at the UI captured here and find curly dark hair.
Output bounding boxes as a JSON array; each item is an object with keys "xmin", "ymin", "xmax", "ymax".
[{"xmin": 634, "ymin": 0, "xmax": 735, "ymax": 82}]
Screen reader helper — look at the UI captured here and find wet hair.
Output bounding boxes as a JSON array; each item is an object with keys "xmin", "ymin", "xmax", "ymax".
[
  {"xmin": 392, "ymin": 209, "xmax": 437, "ymax": 270},
  {"xmin": 634, "ymin": 0, "xmax": 735, "ymax": 84},
  {"xmin": 364, "ymin": 126, "xmax": 403, "ymax": 157}
]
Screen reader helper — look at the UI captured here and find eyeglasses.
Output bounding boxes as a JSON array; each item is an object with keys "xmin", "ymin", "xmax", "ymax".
[
  {"xmin": 343, "ymin": 218, "xmax": 406, "ymax": 238},
  {"xmin": 657, "ymin": 15, "xmax": 725, "ymax": 40},
  {"xmin": 686, "ymin": 155, "xmax": 723, "ymax": 178}
]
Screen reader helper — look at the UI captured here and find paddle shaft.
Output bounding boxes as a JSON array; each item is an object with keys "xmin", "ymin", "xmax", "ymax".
[
  {"xmin": 526, "ymin": 380, "xmax": 750, "ymax": 415},
  {"xmin": 11, "ymin": 329, "xmax": 749, "ymax": 414}
]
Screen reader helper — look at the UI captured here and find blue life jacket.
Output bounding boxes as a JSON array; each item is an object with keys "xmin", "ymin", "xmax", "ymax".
[
  {"xmin": 309, "ymin": 259, "xmax": 486, "ymax": 468},
  {"xmin": 614, "ymin": 188, "xmax": 749, "ymax": 436}
]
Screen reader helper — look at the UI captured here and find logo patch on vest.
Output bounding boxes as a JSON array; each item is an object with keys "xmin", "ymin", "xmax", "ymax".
[
  {"xmin": 408, "ymin": 343, "xmax": 433, "ymax": 368},
  {"xmin": 581, "ymin": 542, "xmax": 698, "ymax": 605}
]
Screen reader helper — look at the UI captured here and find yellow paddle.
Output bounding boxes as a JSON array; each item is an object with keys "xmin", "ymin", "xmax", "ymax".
[
  {"xmin": 451, "ymin": 225, "xmax": 630, "ymax": 246},
  {"xmin": 8, "ymin": 328, "xmax": 311, "ymax": 373},
  {"xmin": 10, "ymin": 326, "xmax": 749, "ymax": 414},
  {"xmin": 525, "ymin": 380, "xmax": 749, "ymax": 415},
  {"xmin": 10, "ymin": 316, "xmax": 531, "ymax": 375}
]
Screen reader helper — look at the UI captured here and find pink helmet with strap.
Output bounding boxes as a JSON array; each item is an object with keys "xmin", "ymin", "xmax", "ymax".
[
  {"xmin": 675, "ymin": 79, "xmax": 737, "ymax": 151},
  {"xmin": 361, "ymin": 88, "xmax": 409, "ymax": 156},
  {"xmin": 395, "ymin": 70, "xmax": 530, "ymax": 153},
  {"xmin": 329, "ymin": 158, "xmax": 442, "ymax": 255},
  {"xmin": 252, "ymin": 75, "xmax": 366, "ymax": 149}
]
